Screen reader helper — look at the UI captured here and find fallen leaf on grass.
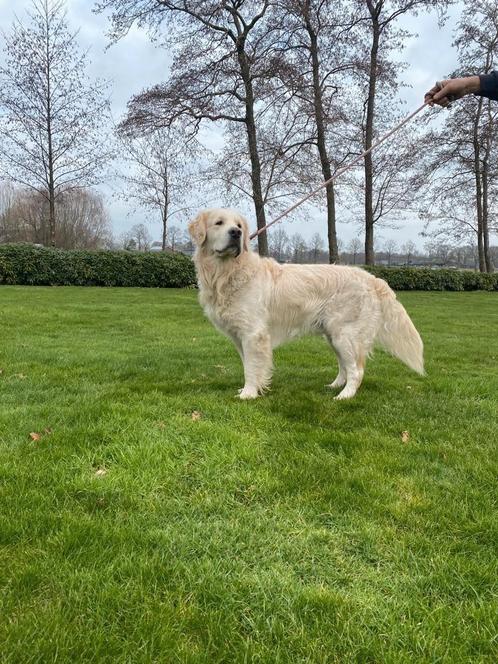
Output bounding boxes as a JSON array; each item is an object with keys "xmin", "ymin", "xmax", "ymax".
[
  {"xmin": 29, "ymin": 428, "xmax": 53, "ymax": 441},
  {"xmin": 94, "ymin": 468, "xmax": 108, "ymax": 477},
  {"xmin": 401, "ymin": 431, "xmax": 410, "ymax": 444},
  {"xmin": 191, "ymin": 411, "xmax": 202, "ymax": 421}
]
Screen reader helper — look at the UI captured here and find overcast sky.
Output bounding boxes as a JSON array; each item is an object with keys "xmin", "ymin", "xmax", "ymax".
[{"xmin": 0, "ymin": 0, "xmax": 465, "ymax": 249}]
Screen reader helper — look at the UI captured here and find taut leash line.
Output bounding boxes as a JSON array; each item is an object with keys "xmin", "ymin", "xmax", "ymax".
[{"xmin": 249, "ymin": 100, "xmax": 430, "ymax": 240}]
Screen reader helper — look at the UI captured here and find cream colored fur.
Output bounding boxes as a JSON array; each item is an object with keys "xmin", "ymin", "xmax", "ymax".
[{"xmin": 189, "ymin": 208, "xmax": 424, "ymax": 400}]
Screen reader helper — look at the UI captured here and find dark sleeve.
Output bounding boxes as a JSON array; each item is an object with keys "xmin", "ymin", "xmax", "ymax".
[{"xmin": 477, "ymin": 71, "xmax": 498, "ymax": 101}]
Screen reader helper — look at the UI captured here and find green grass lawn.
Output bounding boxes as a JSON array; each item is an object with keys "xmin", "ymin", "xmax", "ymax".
[{"xmin": 0, "ymin": 286, "xmax": 497, "ymax": 663}]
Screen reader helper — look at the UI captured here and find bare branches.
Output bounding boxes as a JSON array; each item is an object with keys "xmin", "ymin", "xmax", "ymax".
[
  {"xmin": 416, "ymin": 0, "xmax": 498, "ymax": 272},
  {"xmin": 0, "ymin": 0, "xmax": 112, "ymax": 246},
  {"xmin": 0, "ymin": 184, "xmax": 111, "ymax": 248},
  {"xmin": 103, "ymin": 1, "xmax": 281, "ymax": 255},
  {"xmin": 116, "ymin": 126, "xmax": 207, "ymax": 249},
  {"xmin": 92, "ymin": 0, "xmax": 496, "ymax": 268}
]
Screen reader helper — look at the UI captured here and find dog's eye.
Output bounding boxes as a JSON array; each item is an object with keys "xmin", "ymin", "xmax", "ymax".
[
  {"xmin": 215, "ymin": 220, "xmax": 223, "ymax": 226},
  {"xmin": 237, "ymin": 224, "xmax": 241, "ymax": 229}
]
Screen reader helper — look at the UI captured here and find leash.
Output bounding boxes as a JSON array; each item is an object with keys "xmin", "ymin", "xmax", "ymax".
[{"xmin": 249, "ymin": 100, "xmax": 430, "ymax": 240}]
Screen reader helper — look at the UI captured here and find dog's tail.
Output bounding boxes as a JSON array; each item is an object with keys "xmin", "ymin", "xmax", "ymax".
[{"xmin": 374, "ymin": 278, "xmax": 424, "ymax": 375}]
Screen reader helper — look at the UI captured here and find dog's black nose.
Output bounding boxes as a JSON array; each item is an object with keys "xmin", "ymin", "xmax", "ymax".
[{"xmin": 229, "ymin": 227, "xmax": 242, "ymax": 239}]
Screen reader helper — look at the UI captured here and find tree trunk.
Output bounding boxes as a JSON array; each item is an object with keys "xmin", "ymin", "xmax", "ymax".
[
  {"xmin": 482, "ymin": 101, "xmax": 494, "ymax": 273},
  {"xmin": 481, "ymin": 159, "xmax": 493, "ymax": 273},
  {"xmin": 161, "ymin": 166, "xmax": 169, "ymax": 251},
  {"xmin": 162, "ymin": 204, "xmax": 168, "ymax": 251},
  {"xmin": 237, "ymin": 45, "xmax": 268, "ymax": 256},
  {"xmin": 48, "ymin": 182, "xmax": 56, "ymax": 247},
  {"xmin": 364, "ymin": 18, "xmax": 380, "ymax": 266},
  {"xmin": 45, "ymin": 5, "xmax": 56, "ymax": 247},
  {"xmin": 306, "ymin": 18, "xmax": 338, "ymax": 263},
  {"xmin": 473, "ymin": 100, "xmax": 486, "ymax": 273},
  {"xmin": 326, "ymin": 185, "xmax": 338, "ymax": 264},
  {"xmin": 47, "ymin": 126, "xmax": 56, "ymax": 246}
]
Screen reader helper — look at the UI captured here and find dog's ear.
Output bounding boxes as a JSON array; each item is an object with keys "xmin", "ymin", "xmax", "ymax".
[
  {"xmin": 188, "ymin": 211, "xmax": 208, "ymax": 246},
  {"xmin": 237, "ymin": 213, "xmax": 250, "ymax": 252}
]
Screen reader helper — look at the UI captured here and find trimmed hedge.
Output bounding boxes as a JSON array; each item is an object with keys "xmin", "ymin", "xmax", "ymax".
[
  {"xmin": 364, "ymin": 266, "xmax": 498, "ymax": 291},
  {"xmin": 0, "ymin": 244, "xmax": 196, "ymax": 288},
  {"xmin": 0, "ymin": 244, "xmax": 496, "ymax": 291}
]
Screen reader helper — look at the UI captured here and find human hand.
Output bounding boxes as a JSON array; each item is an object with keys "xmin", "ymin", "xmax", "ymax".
[{"xmin": 424, "ymin": 76, "xmax": 481, "ymax": 107}]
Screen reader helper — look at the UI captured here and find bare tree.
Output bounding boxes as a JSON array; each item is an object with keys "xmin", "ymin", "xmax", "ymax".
[
  {"xmin": 0, "ymin": 0, "xmax": 111, "ymax": 247},
  {"xmin": 268, "ymin": 225, "xmax": 290, "ymax": 262},
  {"xmin": 98, "ymin": 0, "xmax": 281, "ymax": 256},
  {"xmin": 354, "ymin": 0, "xmax": 452, "ymax": 264},
  {"xmin": 167, "ymin": 225, "xmax": 186, "ymax": 251},
  {"xmin": 272, "ymin": 0, "xmax": 361, "ymax": 263},
  {"xmin": 383, "ymin": 237, "xmax": 398, "ymax": 265},
  {"xmin": 122, "ymin": 223, "xmax": 151, "ymax": 251},
  {"xmin": 289, "ymin": 232, "xmax": 308, "ymax": 262},
  {"xmin": 402, "ymin": 239, "xmax": 417, "ymax": 265},
  {"xmin": 424, "ymin": 239, "xmax": 454, "ymax": 266},
  {"xmin": 489, "ymin": 244, "xmax": 498, "ymax": 268},
  {"xmin": 347, "ymin": 236, "xmax": 362, "ymax": 264},
  {"xmin": 336, "ymin": 237, "xmax": 344, "ymax": 262},
  {"xmin": 470, "ymin": 90, "xmax": 496, "ymax": 266},
  {"xmin": 117, "ymin": 127, "xmax": 203, "ymax": 250},
  {"xmin": 0, "ymin": 181, "xmax": 17, "ymax": 243},
  {"xmin": 309, "ymin": 232, "xmax": 325, "ymax": 262},
  {"xmin": 55, "ymin": 189, "xmax": 113, "ymax": 249},
  {"xmin": 0, "ymin": 185, "xmax": 112, "ymax": 248},
  {"xmin": 418, "ymin": 0, "xmax": 497, "ymax": 273},
  {"xmin": 209, "ymin": 98, "xmax": 318, "ymax": 229}
]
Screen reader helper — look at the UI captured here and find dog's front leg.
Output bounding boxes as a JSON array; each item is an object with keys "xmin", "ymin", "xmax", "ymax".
[
  {"xmin": 228, "ymin": 333, "xmax": 244, "ymax": 362},
  {"xmin": 238, "ymin": 331, "xmax": 273, "ymax": 400}
]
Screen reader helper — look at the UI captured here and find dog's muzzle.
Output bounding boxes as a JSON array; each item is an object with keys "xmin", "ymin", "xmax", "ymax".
[{"xmin": 218, "ymin": 227, "xmax": 242, "ymax": 257}]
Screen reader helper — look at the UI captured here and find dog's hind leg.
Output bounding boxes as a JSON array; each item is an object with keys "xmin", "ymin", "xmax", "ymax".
[
  {"xmin": 238, "ymin": 331, "xmax": 273, "ymax": 400},
  {"xmin": 325, "ymin": 329, "xmax": 367, "ymax": 400},
  {"xmin": 335, "ymin": 340, "xmax": 364, "ymax": 400},
  {"xmin": 324, "ymin": 333, "xmax": 347, "ymax": 389}
]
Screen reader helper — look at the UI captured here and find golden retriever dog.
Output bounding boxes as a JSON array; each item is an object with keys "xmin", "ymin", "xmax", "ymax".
[{"xmin": 189, "ymin": 208, "xmax": 424, "ymax": 400}]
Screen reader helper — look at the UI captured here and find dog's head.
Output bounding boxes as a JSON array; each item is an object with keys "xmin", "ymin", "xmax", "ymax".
[{"xmin": 188, "ymin": 208, "xmax": 250, "ymax": 259}]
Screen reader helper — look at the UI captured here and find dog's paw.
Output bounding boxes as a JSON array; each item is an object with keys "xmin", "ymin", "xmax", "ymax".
[
  {"xmin": 334, "ymin": 387, "xmax": 356, "ymax": 400},
  {"xmin": 327, "ymin": 376, "xmax": 346, "ymax": 389},
  {"xmin": 238, "ymin": 387, "xmax": 259, "ymax": 400}
]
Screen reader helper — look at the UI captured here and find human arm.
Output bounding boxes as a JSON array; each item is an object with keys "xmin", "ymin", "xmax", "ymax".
[
  {"xmin": 424, "ymin": 72, "xmax": 498, "ymax": 106},
  {"xmin": 424, "ymin": 76, "xmax": 480, "ymax": 107}
]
